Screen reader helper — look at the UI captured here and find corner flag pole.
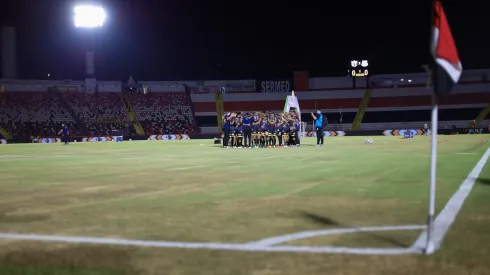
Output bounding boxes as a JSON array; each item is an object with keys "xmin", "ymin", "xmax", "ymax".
[
  {"xmin": 427, "ymin": 96, "xmax": 438, "ymax": 254},
  {"xmin": 423, "ymin": 64, "xmax": 437, "ymax": 254},
  {"xmin": 425, "ymin": 0, "xmax": 462, "ymax": 254}
]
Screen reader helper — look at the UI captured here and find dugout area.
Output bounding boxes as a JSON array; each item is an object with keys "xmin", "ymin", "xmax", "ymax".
[{"xmin": 0, "ymin": 135, "xmax": 489, "ymax": 275}]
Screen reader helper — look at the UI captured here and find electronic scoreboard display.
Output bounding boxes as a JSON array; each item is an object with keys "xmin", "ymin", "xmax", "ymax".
[{"xmin": 348, "ymin": 60, "xmax": 369, "ymax": 77}]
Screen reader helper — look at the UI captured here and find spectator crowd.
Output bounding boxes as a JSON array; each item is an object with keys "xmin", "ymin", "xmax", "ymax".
[{"xmin": 0, "ymin": 91, "xmax": 197, "ymax": 140}]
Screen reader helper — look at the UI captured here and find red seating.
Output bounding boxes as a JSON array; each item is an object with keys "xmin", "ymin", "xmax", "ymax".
[
  {"xmin": 0, "ymin": 92, "xmax": 78, "ymax": 138},
  {"xmin": 0, "ymin": 91, "xmax": 197, "ymax": 138},
  {"xmin": 60, "ymin": 92, "xmax": 128, "ymax": 122},
  {"xmin": 126, "ymin": 92, "xmax": 197, "ymax": 135}
]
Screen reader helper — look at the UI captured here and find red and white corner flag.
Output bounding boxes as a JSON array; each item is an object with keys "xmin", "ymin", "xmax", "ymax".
[
  {"xmin": 425, "ymin": 0, "xmax": 463, "ymax": 255},
  {"xmin": 431, "ymin": 0, "xmax": 463, "ymax": 96}
]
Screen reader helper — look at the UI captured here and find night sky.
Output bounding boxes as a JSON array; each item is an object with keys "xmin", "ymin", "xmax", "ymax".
[{"xmin": 1, "ymin": 0, "xmax": 488, "ymax": 81}]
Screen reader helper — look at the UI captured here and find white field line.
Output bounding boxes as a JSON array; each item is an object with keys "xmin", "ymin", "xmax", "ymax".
[
  {"xmin": 166, "ymin": 165, "xmax": 208, "ymax": 171},
  {"xmin": 0, "ymin": 225, "xmax": 424, "ymax": 255},
  {"xmin": 411, "ymin": 148, "xmax": 490, "ymax": 253},
  {"xmin": 0, "ymin": 155, "xmax": 69, "ymax": 160},
  {"xmin": 0, "ymin": 154, "xmax": 174, "ymax": 162}
]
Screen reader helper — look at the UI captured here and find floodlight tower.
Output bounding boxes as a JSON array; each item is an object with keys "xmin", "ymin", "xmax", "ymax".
[{"xmin": 73, "ymin": 5, "xmax": 106, "ymax": 92}]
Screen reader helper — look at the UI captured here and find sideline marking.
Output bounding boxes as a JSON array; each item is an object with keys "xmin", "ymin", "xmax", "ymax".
[
  {"xmin": 411, "ymin": 148, "xmax": 490, "ymax": 253},
  {"xmin": 0, "ymin": 225, "xmax": 424, "ymax": 255},
  {"xmin": 0, "ymin": 155, "xmax": 68, "ymax": 160}
]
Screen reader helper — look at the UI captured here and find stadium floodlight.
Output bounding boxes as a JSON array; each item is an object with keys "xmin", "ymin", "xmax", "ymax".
[{"xmin": 74, "ymin": 5, "xmax": 106, "ymax": 28}]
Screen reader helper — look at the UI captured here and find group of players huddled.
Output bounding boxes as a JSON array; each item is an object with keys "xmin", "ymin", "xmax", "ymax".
[{"xmin": 222, "ymin": 109, "xmax": 301, "ymax": 148}]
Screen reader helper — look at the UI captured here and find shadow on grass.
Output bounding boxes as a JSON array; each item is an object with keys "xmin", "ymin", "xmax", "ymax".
[
  {"xmin": 0, "ymin": 212, "xmax": 50, "ymax": 224},
  {"xmin": 465, "ymin": 142, "xmax": 486, "ymax": 152},
  {"xmin": 476, "ymin": 178, "xmax": 490, "ymax": 185},
  {"xmin": 439, "ymin": 141, "xmax": 487, "ymax": 155},
  {"xmin": 0, "ymin": 246, "xmax": 136, "ymax": 275},
  {"xmin": 297, "ymin": 211, "xmax": 410, "ymax": 248}
]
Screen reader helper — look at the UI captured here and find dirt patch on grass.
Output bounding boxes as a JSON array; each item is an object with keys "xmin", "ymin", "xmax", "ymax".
[
  {"xmin": 0, "ymin": 212, "xmax": 50, "ymax": 224},
  {"xmin": 0, "ymin": 243, "xmax": 136, "ymax": 274},
  {"xmin": 0, "ymin": 241, "xmax": 489, "ymax": 275}
]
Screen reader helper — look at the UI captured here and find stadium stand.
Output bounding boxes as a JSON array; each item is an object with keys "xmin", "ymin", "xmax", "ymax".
[
  {"xmin": 60, "ymin": 92, "xmax": 127, "ymax": 122},
  {"xmin": 125, "ymin": 92, "xmax": 197, "ymax": 135},
  {"xmin": 0, "ymin": 92, "xmax": 78, "ymax": 138},
  {"xmin": 0, "ymin": 90, "xmax": 198, "ymax": 139},
  {"xmin": 58, "ymin": 92, "xmax": 137, "ymax": 136},
  {"xmin": 1, "ymin": 69, "xmax": 487, "ymax": 140}
]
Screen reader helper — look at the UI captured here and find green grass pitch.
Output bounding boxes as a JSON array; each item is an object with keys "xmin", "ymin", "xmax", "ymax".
[{"xmin": 0, "ymin": 135, "xmax": 490, "ymax": 275}]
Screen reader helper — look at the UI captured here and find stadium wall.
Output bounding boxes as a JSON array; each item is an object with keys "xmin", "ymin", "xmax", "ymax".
[
  {"xmin": 191, "ymin": 83, "xmax": 490, "ymax": 114},
  {"xmin": 1, "ymin": 126, "xmax": 487, "ymax": 144},
  {"xmin": 308, "ymin": 69, "xmax": 489, "ymax": 90},
  {"xmin": 96, "ymin": 81, "xmax": 122, "ymax": 93},
  {"xmin": 1, "ymin": 79, "xmax": 84, "ymax": 92},
  {"xmin": 1, "ymin": 69, "xmax": 487, "ymax": 94}
]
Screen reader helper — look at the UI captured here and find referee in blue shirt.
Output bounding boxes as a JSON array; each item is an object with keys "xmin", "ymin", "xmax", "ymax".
[{"xmin": 311, "ymin": 109, "xmax": 324, "ymax": 146}]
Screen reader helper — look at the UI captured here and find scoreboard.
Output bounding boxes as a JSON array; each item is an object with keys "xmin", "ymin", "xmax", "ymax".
[{"xmin": 348, "ymin": 60, "xmax": 369, "ymax": 77}]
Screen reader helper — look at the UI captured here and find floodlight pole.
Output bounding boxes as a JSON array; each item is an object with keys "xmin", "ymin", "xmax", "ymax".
[
  {"xmin": 74, "ymin": 5, "xmax": 105, "ymax": 92},
  {"xmin": 85, "ymin": 31, "xmax": 96, "ymax": 79}
]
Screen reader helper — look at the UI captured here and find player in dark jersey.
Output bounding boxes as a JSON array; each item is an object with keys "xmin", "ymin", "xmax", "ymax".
[
  {"xmin": 242, "ymin": 113, "xmax": 253, "ymax": 148},
  {"xmin": 259, "ymin": 112, "xmax": 269, "ymax": 147},
  {"xmin": 267, "ymin": 112, "xmax": 277, "ymax": 147},
  {"xmin": 252, "ymin": 112, "xmax": 261, "ymax": 148},
  {"xmin": 229, "ymin": 112, "xmax": 236, "ymax": 147},
  {"xmin": 233, "ymin": 112, "xmax": 243, "ymax": 148},
  {"xmin": 281, "ymin": 113, "xmax": 290, "ymax": 147},
  {"xmin": 221, "ymin": 112, "xmax": 233, "ymax": 148},
  {"xmin": 288, "ymin": 114, "xmax": 297, "ymax": 146},
  {"xmin": 275, "ymin": 113, "xmax": 284, "ymax": 147},
  {"xmin": 287, "ymin": 110, "xmax": 300, "ymax": 146},
  {"xmin": 58, "ymin": 123, "xmax": 69, "ymax": 145},
  {"xmin": 293, "ymin": 117, "xmax": 301, "ymax": 146}
]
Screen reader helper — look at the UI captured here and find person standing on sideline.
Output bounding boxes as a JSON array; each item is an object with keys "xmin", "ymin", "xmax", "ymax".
[
  {"xmin": 311, "ymin": 109, "xmax": 324, "ymax": 146},
  {"xmin": 242, "ymin": 113, "xmax": 253, "ymax": 148},
  {"xmin": 58, "ymin": 123, "xmax": 69, "ymax": 145},
  {"xmin": 221, "ymin": 112, "xmax": 233, "ymax": 148},
  {"xmin": 424, "ymin": 122, "xmax": 429, "ymax": 136}
]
